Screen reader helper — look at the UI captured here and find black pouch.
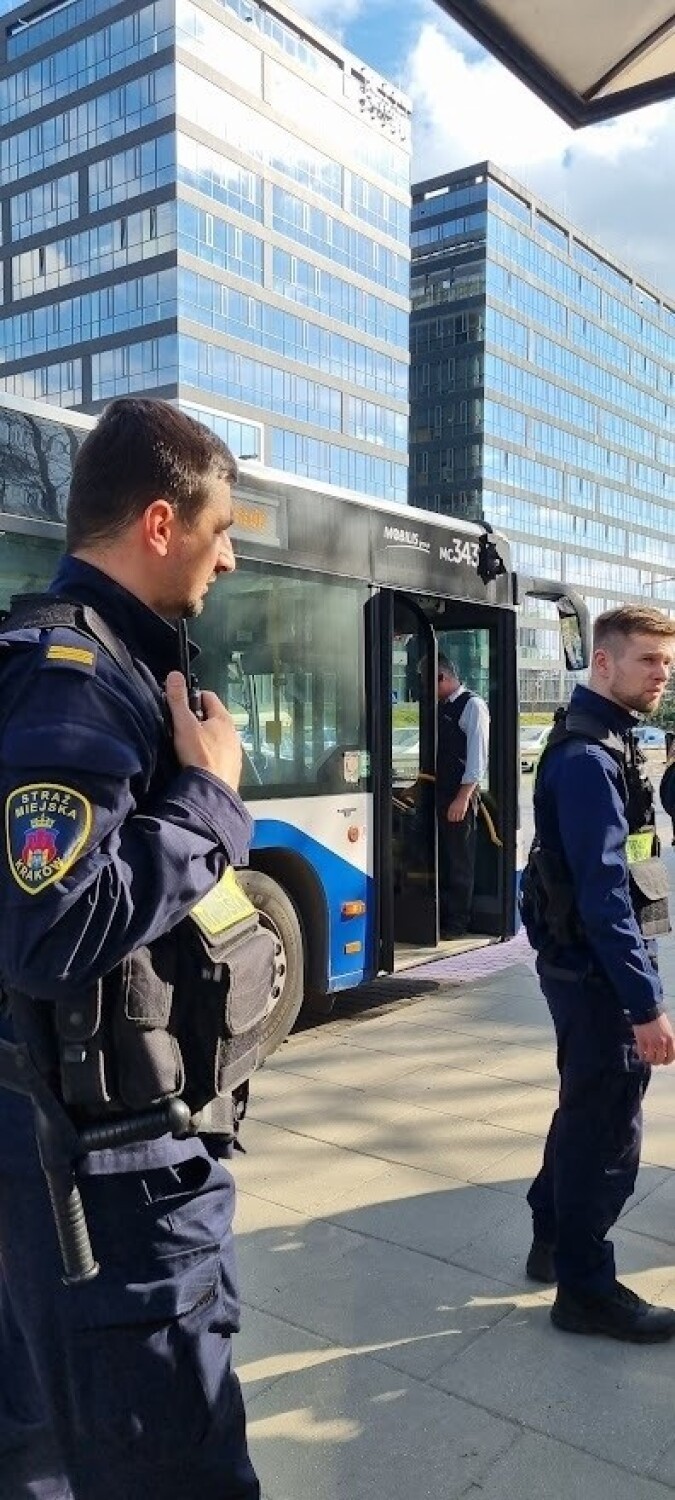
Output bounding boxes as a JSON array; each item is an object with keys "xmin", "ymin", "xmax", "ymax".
[
  {"xmin": 173, "ymin": 915, "xmax": 276, "ymax": 1113},
  {"xmin": 520, "ymin": 845, "xmax": 580, "ymax": 946},
  {"xmin": 112, "ymin": 943, "xmax": 185, "ymax": 1111},
  {"xmin": 628, "ymin": 857, "xmax": 671, "ymax": 938},
  {"xmin": 55, "ymin": 983, "xmax": 114, "ymax": 1111}
]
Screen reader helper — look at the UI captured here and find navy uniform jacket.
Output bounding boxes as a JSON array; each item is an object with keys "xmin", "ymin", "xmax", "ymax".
[
  {"xmin": 531, "ymin": 683, "xmax": 663, "ymax": 1026},
  {"xmin": 0, "ymin": 555, "xmax": 252, "ymax": 1172}
]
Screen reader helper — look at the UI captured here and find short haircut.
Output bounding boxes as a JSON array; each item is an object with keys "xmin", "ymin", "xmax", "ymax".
[
  {"xmin": 438, "ymin": 654, "xmax": 459, "ymax": 677},
  {"xmin": 593, "ymin": 604, "xmax": 675, "ymax": 652},
  {"xmin": 66, "ymin": 398, "xmax": 238, "ymax": 550}
]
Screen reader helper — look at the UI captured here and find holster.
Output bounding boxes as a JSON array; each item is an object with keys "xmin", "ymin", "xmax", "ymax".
[{"xmin": 519, "ymin": 845, "xmax": 582, "ymax": 947}]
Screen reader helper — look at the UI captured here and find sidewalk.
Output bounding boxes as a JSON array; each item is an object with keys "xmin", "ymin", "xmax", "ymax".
[{"xmin": 233, "ymin": 930, "xmax": 675, "ymax": 1500}]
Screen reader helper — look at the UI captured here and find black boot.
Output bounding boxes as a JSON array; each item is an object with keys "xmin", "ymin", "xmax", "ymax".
[
  {"xmin": 551, "ymin": 1282, "xmax": 675, "ymax": 1343},
  {"xmin": 526, "ymin": 1237, "xmax": 556, "ymax": 1284}
]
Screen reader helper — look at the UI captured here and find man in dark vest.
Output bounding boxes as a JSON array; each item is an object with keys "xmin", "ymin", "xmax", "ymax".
[
  {"xmin": 436, "ymin": 654, "xmax": 490, "ymax": 938},
  {"xmin": 522, "ymin": 604, "xmax": 675, "ymax": 1342}
]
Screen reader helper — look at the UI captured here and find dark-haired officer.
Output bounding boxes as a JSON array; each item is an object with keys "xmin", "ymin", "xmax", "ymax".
[
  {"xmin": 522, "ymin": 604, "xmax": 675, "ymax": 1342},
  {"xmin": 0, "ymin": 399, "xmax": 260, "ymax": 1498}
]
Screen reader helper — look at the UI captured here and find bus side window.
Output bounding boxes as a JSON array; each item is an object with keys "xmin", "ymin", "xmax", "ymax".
[{"xmin": 193, "ymin": 566, "xmax": 368, "ymax": 798}]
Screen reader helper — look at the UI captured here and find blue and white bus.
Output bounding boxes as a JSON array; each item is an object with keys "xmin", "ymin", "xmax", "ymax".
[{"xmin": 0, "ymin": 393, "xmax": 588, "ymax": 1056}]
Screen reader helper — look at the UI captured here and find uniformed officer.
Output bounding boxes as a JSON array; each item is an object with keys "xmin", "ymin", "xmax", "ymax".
[
  {"xmin": 0, "ymin": 399, "xmax": 260, "ymax": 1497},
  {"xmin": 436, "ymin": 655, "xmax": 490, "ymax": 937},
  {"xmin": 522, "ymin": 604, "xmax": 675, "ymax": 1342}
]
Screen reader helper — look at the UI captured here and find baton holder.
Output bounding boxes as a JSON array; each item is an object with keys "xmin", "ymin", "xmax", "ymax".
[{"xmin": 0, "ymin": 1038, "xmax": 190, "ymax": 1285}]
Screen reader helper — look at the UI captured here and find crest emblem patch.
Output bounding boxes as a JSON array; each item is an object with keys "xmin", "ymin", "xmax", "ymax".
[{"xmin": 5, "ymin": 783, "xmax": 92, "ymax": 895}]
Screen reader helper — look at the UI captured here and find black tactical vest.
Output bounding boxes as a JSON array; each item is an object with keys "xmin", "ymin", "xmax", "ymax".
[
  {"xmin": 0, "ymin": 595, "xmax": 277, "ymax": 1135},
  {"xmin": 436, "ymin": 689, "xmax": 474, "ymax": 806},
  {"xmin": 520, "ymin": 707, "xmax": 670, "ymax": 948}
]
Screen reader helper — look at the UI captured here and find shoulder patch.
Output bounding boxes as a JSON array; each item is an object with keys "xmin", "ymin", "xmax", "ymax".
[{"xmin": 5, "ymin": 783, "xmax": 92, "ymax": 895}]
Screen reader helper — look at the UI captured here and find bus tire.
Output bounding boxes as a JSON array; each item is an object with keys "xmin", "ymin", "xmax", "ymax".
[{"xmin": 236, "ymin": 868, "xmax": 305, "ymax": 1060}]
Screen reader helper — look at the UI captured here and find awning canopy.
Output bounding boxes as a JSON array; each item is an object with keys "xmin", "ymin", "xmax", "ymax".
[{"xmin": 434, "ymin": 2, "xmax": 675, "ymax": 127}]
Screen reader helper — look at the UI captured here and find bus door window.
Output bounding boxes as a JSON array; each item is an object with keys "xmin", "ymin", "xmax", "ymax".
[
  {"xmin": 392, "ymin": 633, "xmax": 421, "ymax": 787},
  {"xmin": 390, "ymin": 595, "xmax": 437, "ymax": 948}
]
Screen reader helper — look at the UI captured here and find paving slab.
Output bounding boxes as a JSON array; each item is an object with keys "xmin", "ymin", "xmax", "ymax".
[
  {"xmin": 430, "ymin": 1297, "xmax": 675, "ymax": 1473},
  {"xmin": 321, "ymin": 1018, "xmax": 523, "ymax": 1066},
  {"xmin": 232, "ymin": 910, "xmax": 675, "ymax": 1500},
  {"xmin": 329, "ymin": 1170, "xmax": 529, "ymax": 1272},
  {"xmin": 265, "ymin": 1038, "xmax": 418, "ymax": 1090},
  {"xmin": 621, "ymin": 1169, "xmax": 675, "ymax": 1247},
  {"xmin": 244, "ymin": 1344, "xmax": 518, "ymax": 1500},
  {"xmin": 466, "ymin": 1430, "xmax": 675, "ymax": 1500},
  {"xmin": 642, "ymin": 1110, "xmax": 675, "ymax": 1169},
  {"xmin": 237, "ymin": 1119, "xmax": 390, "ymax": 1215},
  {"xmin": 240, "ymin": 1207, "xmax": 526, "ymax": 1382},
  {"xmin": 370, "ymin": 1059, "xmax": 558, "ymax": 1133},
  {"xmin": 246, "ymin": 1087, "xmax": 543, "ymax": 1189},
  {"xmin": 235, "ymin": 1305, "xmax": 334, "ymax": 1406}
]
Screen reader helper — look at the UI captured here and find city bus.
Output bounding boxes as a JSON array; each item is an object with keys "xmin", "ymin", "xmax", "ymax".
[{"xmin": 0, "ymin": 392, "xmax": 588, "ymax": 1057}]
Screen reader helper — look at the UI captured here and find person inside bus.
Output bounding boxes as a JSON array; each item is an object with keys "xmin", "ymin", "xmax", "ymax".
[{"xmin": 436, "ymin": 654, "xmax": 490, "ymax": 938}]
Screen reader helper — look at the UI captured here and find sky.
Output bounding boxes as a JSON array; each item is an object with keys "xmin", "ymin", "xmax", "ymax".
[{"xmin": 291, "ymin": 0, "xmax": 675, "ymax": 298}]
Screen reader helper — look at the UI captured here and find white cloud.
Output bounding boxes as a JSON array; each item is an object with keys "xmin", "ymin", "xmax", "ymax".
[{"xmin": 406, "ymin": 16, "xmax": 675, "ymax": 295}]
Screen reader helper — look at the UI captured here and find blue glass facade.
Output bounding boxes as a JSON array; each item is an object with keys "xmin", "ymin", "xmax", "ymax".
[
  {"xmin": 0, "ymin": 0, "xmax": 410, "ymax": 500},
  {"xmin": 410, "ymin": 163, "xmax": 675, "ymax": 703}
]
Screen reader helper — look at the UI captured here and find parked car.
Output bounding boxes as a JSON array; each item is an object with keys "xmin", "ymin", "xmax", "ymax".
[{"xmin": 520, "ymin": 724, "xmax": 551, "ymax": 773}]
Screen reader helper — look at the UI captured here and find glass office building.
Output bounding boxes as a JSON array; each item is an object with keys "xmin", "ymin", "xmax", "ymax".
[
  {"xmin": 410, "ymin": 162, "xmax": 675, "ymax": 703},
  {"xmin": 0, "ymin": 0, "xmax": 410, "ymax": 500}
]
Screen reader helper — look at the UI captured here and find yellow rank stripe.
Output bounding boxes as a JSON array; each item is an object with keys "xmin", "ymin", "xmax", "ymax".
[{"xmin": 46, "ymin": 645, "xmax": 95, "ymax": 666}]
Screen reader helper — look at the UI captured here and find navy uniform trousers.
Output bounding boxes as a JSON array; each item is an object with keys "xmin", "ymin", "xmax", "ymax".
[
  {"xmin": 527, "ymin": 965, "xmax": 650, "ymax": 1296},
  {"xmin": 437, "ymin": 801, "xmax": 478, "ymax": 936},
  {"xmin": 0, "ymin": 1135, "xmax": 259, "ymax": 1500}
]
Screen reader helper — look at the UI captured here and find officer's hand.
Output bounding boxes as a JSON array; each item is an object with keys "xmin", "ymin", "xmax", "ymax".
[
  {"xmin": 633, "ymin": 1013, "xmax": 675, "ymax": 1066},
  {"xmin": 165, "ymin": 672, "xmax": 243, "ymax": 790}
]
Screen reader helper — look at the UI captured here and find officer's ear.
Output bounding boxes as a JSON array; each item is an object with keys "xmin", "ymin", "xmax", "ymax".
[
  {"xmin": 142, "ymin": 500, "xmax": 175, "ymax": 558},
  {"xmin": 592, "ymin": 644, "xmax": 622, "ymax": 688}
]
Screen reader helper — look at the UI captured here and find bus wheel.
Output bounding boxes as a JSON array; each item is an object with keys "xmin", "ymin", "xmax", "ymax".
[{"xmin": 236, "ymin": 868, "xmax": 305, "ymax": 1060}]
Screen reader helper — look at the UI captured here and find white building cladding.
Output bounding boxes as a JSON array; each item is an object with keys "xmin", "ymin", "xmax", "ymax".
[{"xmin": 0, "ymin": 0, "xmax": 411, "ymax": 500}]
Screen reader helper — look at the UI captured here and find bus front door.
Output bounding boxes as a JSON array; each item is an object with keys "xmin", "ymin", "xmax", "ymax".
[
  {"xmin": 424, "ymin": 599, "xmax": 518, "ymax": 943},
  {"xmin": 374, "ymin": 589, "xmax": 518, "ymax": 974}
]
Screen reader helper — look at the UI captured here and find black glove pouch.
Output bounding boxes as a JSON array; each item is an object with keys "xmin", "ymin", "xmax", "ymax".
[
  {"xmin": 629, "ymin": 857, "xmax": 671, "ymax": 939},
  {"xmin": 172, "ymin": 915, "xmax": 276, "ymax": 1112}
]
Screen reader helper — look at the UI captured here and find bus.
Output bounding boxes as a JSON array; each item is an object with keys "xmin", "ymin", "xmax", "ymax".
[{"xmin": 0, "ymin": 392, "xmax": 588, "ymax": 1057}]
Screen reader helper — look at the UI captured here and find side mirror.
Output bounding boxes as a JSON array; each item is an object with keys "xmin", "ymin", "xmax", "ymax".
[
  {"xmin": 514, "ymin": 575, "xmax": 591, "ymax": 672},
  {"xmin": 477, "ymin": 527, "xmax": 509, "ymax": 584}
]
